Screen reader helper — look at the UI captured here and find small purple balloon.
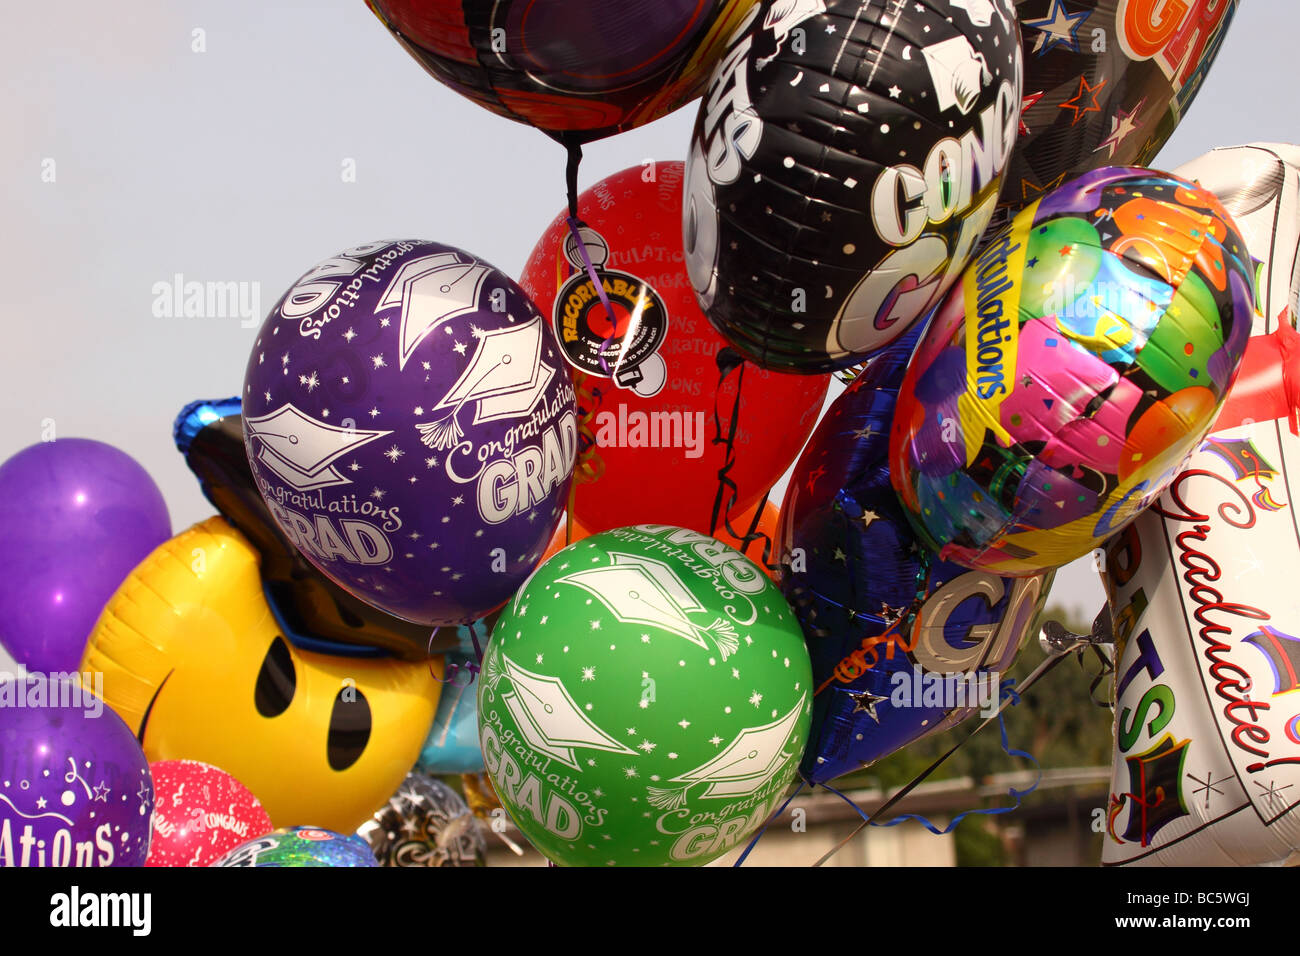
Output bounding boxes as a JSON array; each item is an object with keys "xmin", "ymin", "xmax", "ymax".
[
  {"xmin": 0, "ymin": 675, "xmax": 154, "ymax": 866},
  {"xmin": 0, "ymin": 439, "xmax": 171, "ymax": 672},
  {"xmin": 242, "ymin": 240, "xmax": 577, "ymax": 626}
]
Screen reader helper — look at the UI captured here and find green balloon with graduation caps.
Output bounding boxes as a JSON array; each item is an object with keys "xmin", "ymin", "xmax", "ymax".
[{"xmin": 477, "ymin": 525, "xmax": 813, "ymax": 866}]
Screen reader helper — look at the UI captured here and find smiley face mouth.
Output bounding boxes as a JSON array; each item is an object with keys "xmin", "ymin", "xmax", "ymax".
[{"xmin": 136, "ymin": 668, "xmax": 174, "ymax": 744}]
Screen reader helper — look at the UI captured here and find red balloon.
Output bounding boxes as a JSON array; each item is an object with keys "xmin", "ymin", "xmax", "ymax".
[
  {"xmin": 520, "ymin": 162, "xmax": 828, "ymax": 535},
  {"xmin": 146, "ymin": 761, "xmax": 274, "ymax": 867},
  {"xmin": 542, "ymin": 498, "xmax": 782, "ymax": 577}
]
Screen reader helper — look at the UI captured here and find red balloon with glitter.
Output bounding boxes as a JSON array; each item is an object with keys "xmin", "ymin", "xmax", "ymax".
[
  {"xmin": 520, "ymin": 161, "xmax": 828, "ymax": 535},
  {"xmin": 145, "ymin": 761, "xmax": 274, "ymax": 867}
]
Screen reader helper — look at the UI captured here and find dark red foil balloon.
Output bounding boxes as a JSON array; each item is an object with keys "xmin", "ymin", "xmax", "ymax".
[{"xmin": 366, "ymin": 0, "xmax": 758, "ymax": 143}]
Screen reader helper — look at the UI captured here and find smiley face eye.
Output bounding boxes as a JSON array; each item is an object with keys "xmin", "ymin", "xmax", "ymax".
[
  {"xmin": 326, "ymin": 687, "xmax": 371, "ymax": 771},
  {"xmin": 254, "ymin": 636, "xmax": 297, "ymax": 718}
]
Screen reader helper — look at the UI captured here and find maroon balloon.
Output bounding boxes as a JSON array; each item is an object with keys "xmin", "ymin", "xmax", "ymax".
[
  {"xmin": 997, "ymin": 0, "xmax": 1239, "ymax": 229},
  {"xmin": 0, "ymin": 675, "xmax": 154, "ymax": 867},
  {"xmin": 0, "ymin": 439, "xmax": 171, "ymax": 672},
  {"xmin": 365, "ymin": 0, "xmax": 755, "ymax": 143},
  {"xmin": 242, "ymin": 240, "xmax": 576, "ymax": 627}
]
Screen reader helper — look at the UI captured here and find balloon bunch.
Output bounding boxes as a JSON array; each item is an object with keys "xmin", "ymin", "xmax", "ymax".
[{"xmin": 9, "ymin": 0, "xmax": 1295, "ymax": 872}]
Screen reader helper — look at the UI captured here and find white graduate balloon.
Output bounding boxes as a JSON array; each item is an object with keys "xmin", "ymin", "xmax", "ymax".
[{"xmin": 1101, "ymin": 144, "xmax": 1300, "ymax": 866}]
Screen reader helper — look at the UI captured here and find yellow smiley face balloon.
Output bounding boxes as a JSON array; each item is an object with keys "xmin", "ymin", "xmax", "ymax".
[{"xmin": 81, "ymin": 516, "xmax": 442, "ymax": 833}]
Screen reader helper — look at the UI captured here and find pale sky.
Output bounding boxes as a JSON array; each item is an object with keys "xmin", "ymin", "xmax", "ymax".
[{"xmin": 1, "ymin": 1, "xmax": 1292, "ymax": 672}]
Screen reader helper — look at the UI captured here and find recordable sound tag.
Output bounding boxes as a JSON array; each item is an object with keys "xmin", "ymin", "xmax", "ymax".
[{"xmin": 552, "ymin": 225, "xmax": 669, "ymax": 397}]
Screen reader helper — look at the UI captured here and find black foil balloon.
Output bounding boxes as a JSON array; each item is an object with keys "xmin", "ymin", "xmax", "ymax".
[
  {"xmin": 174, "ymin": 399, "xmax": 467, "ymax": 660},
  {"xmin": 996, "ymin": 0, "xmax": 1239, "ymax": 229},
  {"xmin": 358, "ymin": 773, "xmax": 487, "ymax": 867},
  {"xmin": 684, "ymin": 0, "xmax": 1022, "ymax": 373}
]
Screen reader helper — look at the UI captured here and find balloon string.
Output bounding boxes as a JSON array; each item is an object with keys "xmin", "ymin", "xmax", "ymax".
[
  {"xmin": 810, "ymin": 682, "xmax": 1038, "ymax": 846},
  {"xmin": 564, "ymin": 215, "xmax": 619, "ymax": 377},
  {"xmin": 732, "ymin": 779, "xmax": 806, "ymax": 867},
  {"xmin": 811, "ymin": 649, "xmax": 1078, "ymax": 867},
  {"xmin": 565, "ymin": 374, "xmax": 606, "ymax": 538},
  {"xmin": 564, "ymin": 138, "xmax": 582, "ymax": 221},
  {"xmin": 428, "ymin": 619, "xmax": 486, "ymax": 686},
  {"xmin": 709, "ymin": 347, "xmax": 748, "ymax": 540}
]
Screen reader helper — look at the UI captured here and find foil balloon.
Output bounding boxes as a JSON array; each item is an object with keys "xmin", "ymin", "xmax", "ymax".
[
  {"xmin": 146, "ymin": 760, "xmax": 274, "ymax": 867},
  {"xmin": 210, "ymin": 826, "xmax": 377, "ymax": 867},
  {"xmin": 890, "ymin": 166, "xmax": 1256, "ymax": 575},
  {"xmin": 478, "ymin": 526, "xmax": 812, "ymax": 866},
  {"xmin": 0, "ymin": 439, "xmax": 171, "ymax": 673},
  {"xmin": 81, "ymin": 516, "xmax": 442, "ymax": 834},
  {"xmin": 1099, "ymin": 144, "xmax": 1300, "ymax": 866},
  {"xmin": 521, "ymin": 162, "xmax": 826, "ymax": 534},
  {"xmin": 683, "ymin": 0, "xmax": 1022, "ymax": 372},
  {"xmin": 176, "ymin": 398, "xmax": 459, "ymax": 659},
  {"xmin": 242, "ymin": 240, "xmax": 577, "ymax": 627},
  {"xmin": 778, "ymin": 327, "xmax": 1052, "ymax": 785},
  {"xmin": 358, "ymin": 772, "xmax": 486, "ymax": 866},
  {"xmin": 1001, "ymin": 0, "xmax": 1239, "ymax": 228},
  {"xmin": 366, "ymin": 0, "xmax": 758, "ymax": 144},
  {"xmin": 417, "ymin": 625, "xmax": 488, "ymax": 775},
  {"xmin": 0, "ymin": 675, "xmax": 154, "ymax": 867}
]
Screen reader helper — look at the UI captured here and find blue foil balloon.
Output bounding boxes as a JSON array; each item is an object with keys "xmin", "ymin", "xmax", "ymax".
[
  {"xmin": 209, "ymin": 826, "xmax": 377, "ymax": 867},
  {"xmin": 417, "ymin": 624, "xmax": 486, "ymax": 775},
  {"xmin": 776, "ymin": 326, "xmax": 1053, "ymax": 785}
]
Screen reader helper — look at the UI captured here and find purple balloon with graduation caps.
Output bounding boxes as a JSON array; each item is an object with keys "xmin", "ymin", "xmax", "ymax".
[
  {"xmin": 775, "ymin": 324, "xmax": 1053, "ymax": 785},
  {"xmin": 242, "ymin": 240, "xmax": 577, "ymax": 627}
]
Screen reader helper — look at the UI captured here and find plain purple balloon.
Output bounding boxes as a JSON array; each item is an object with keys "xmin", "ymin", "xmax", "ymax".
[{"xmin": 0, "ymin": 439, "xmax": 171, "ymax": 673}]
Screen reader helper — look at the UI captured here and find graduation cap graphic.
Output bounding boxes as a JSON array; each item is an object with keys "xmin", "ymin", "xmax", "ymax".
[
  {"xmin": 416, "ymin": 316, "xmax": 555, "ymax": 451},
  {"xmin": 1107, "ymin": 734, "xmax": 1191, "ymax": 847},
  {"xmin": 1243, "ymin": 626, "xmax": 1300, "ymax": 696},
  {"xmin": 555, "ymin": 552, "xmax": 741, "ymax": 660},
  {"xmin": 375, "ymin": 252, "xmax": 493, "ymax": 370},
  {"xmin": 646, "ymin": 694, "xmax": 806, "ymax": 810},
  {"xmin": 950, "ymin": 0, "xmax": 999, "ymax": 27},
  {"xmin": 495, "ymin": 654, "xmax": 635, "ymax": 771},
  {"xmin": 922, "ymin": 35, "xmax": 991, "ymax": 115},
  {"xmin": 1200, "ymin": 437, "xmax": 1279, "ymax": 482},
  {"xmin": 763, "ymin": 0, "xmax": 825, "ymax": 44},
  {"xmin": 244, "ymin": 404, "xmax": 392, "ymax": 491}
]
